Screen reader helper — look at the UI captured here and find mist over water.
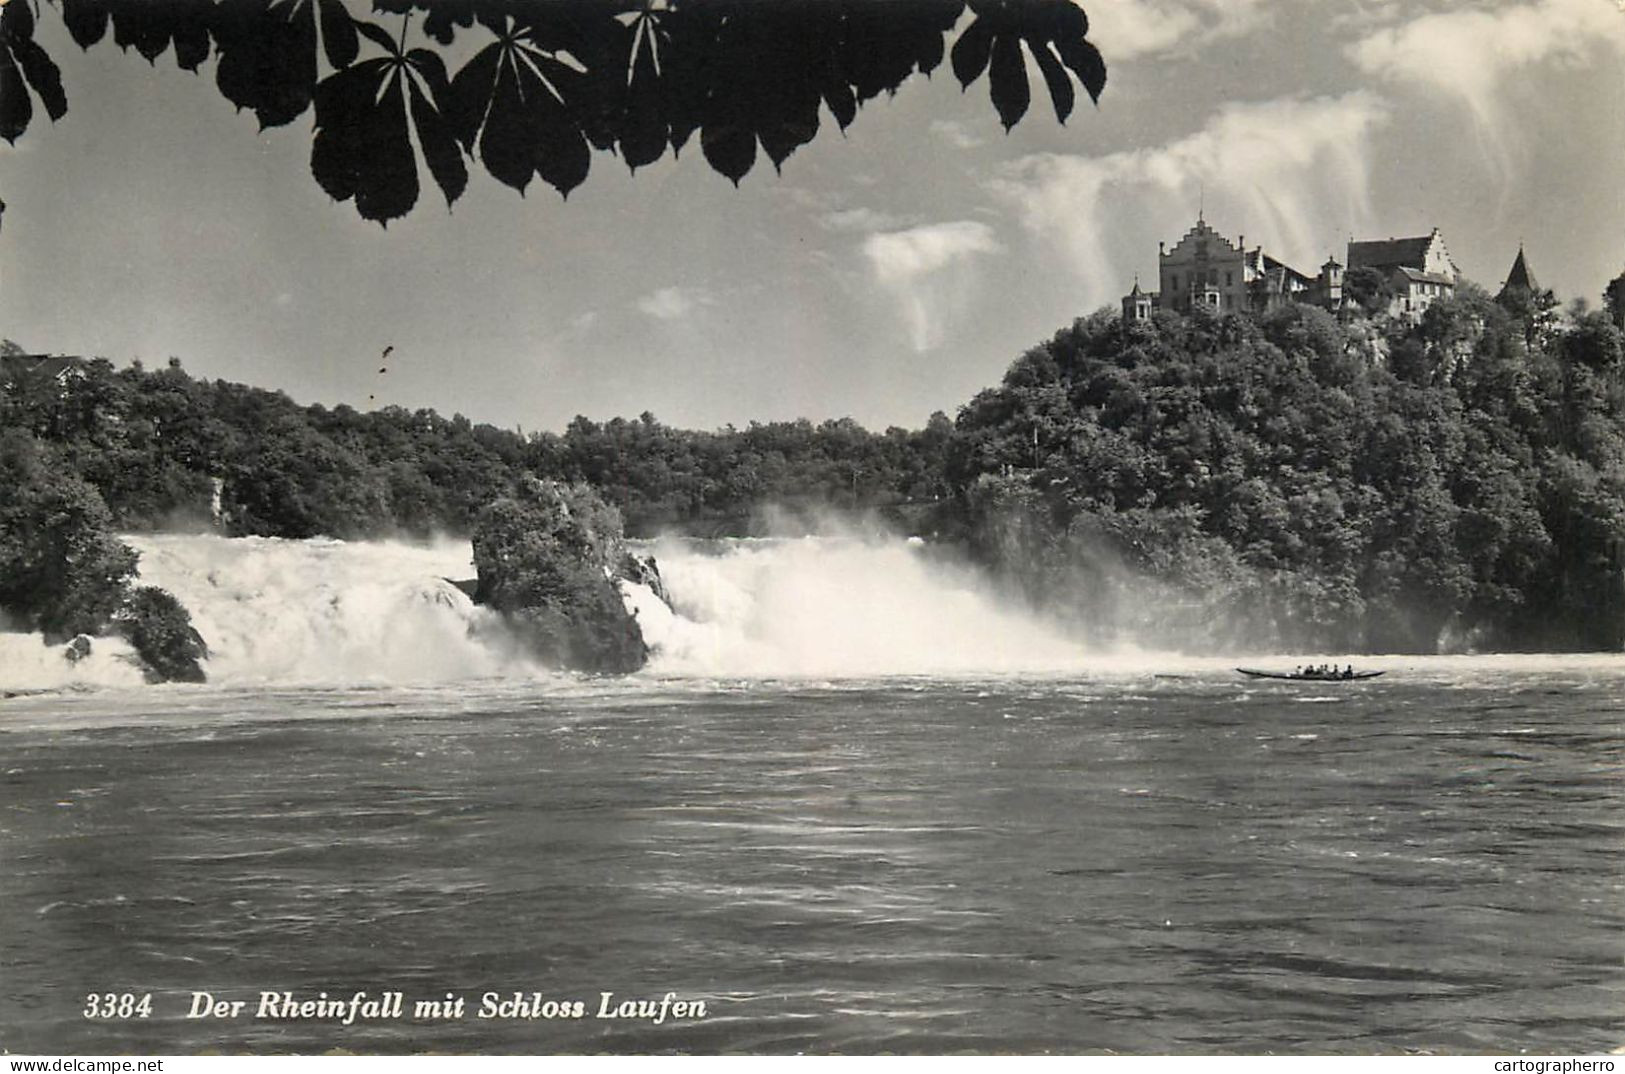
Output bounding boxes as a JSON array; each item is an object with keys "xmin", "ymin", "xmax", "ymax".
[
  {"xmin": 630, "ymin": 536, "xmax": 1092, "ymax": 678},
  {"xmin": 0, "ymin": 633, "xmax": 146, "ymax": 690}
]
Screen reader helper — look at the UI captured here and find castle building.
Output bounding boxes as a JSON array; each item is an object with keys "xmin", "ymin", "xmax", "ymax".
[
  {"xmin": 1122, "ymin": 216, "xmax": 1458, "ymax": 324},
  {"xmin": 1347, "ymin": 228, "xmax": 1458, "ymax": 321},
  {"xmin": 1157, "ymin": 215, "xmax": 1249, "ymax": 313},
  {"xmin": 0, "ymin": 353, "xmax": 87, "ymax": 397}
]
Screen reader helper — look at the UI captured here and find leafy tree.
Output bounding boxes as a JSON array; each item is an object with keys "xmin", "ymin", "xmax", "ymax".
[
  {"xmin": 1536, "ymin": 452, "xmax": 1625, "ymax": 648},
  {"xmin": 0, "ymin": 430, "xmax": 137, "ymax": 641},
  {"xmin": 471, "ymin": 479, "xmax": 646, "ymax": 672},
  {"xmin": 220, "ymin": 418, "xmax": 390, "ymax": 537},
  {"xmin": 1605, "ymin": 269, "xmax": 1625, "ymax": 330},
  {"xmin": 116, "ymin": 585, "xmax": 210, "ymax": 682},
  {"xmin": 1, "ymin": 0, "xmax": 1106, "ymax": 224},
  {"xmin": 1342, "ymin": 266, "xmax": 1395, "ymax": 317}
]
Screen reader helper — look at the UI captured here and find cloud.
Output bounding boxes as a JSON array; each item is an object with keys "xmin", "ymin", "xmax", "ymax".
[
  {"xmin": 929, "ymin": 120, "xmax": 984, "ymax": 150},
  {"xmin": 1084, "ymin": 0, "xmax": 1277, "ymax": 60},
  {"xmin": 865, "ymin": 221, "xmax": 1003, "ymax": 283},
  {"xmin": 819, "ymin": 207, "xmax": 911, "ymax": 233},
  {"xmin": 636, "ymin": 286, "xmax": 712, "ymax": 321},
  {"xmin": 862, "ymin": 221, "xmax": 1003, "ymax": 351},
  {"xmin": 544, "ymin": 309, "xmax": 601, "ymax": 347},
  {"xmin": 988, "ymin": 92, "xmax": 1390, "ymax": 307},
  {"xmin": 1348, "ymin": 0, "xmax": 1625, "ymax": 160},
  {"xmin": 1084, "ymin": 1, "xmax": 1200, "ymax": 59}
]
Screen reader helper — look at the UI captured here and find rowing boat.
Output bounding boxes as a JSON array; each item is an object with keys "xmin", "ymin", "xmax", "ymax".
[{"xmin": 1235, "ymin": 668, "xmax": 1384, "ymax": 681}]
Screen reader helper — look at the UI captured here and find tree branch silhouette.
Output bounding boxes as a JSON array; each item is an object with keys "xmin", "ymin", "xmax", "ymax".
[{"xmin": 1, "ymin": 0, "xmax": 1105, "ymax": 224}]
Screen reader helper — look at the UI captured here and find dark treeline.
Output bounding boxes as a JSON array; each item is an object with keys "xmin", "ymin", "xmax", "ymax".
[
  {"xmin": 945, "ymin": 285, "xmax": 1625, "ymax": 652},
  {"xmin": 0, "ymin": 352, "xmax": 952, "ymax": 541}
]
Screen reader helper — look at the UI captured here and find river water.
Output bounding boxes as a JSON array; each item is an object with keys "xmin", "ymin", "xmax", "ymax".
[{"xmin": 1, "ymin": 537, "xmax": 1622, "ymax": 1054}]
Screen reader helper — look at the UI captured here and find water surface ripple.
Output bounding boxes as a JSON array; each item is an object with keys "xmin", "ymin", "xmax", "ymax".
[{"xmin": 3, "ymin": 671, "xmax": 1622, "ymax": 1054}]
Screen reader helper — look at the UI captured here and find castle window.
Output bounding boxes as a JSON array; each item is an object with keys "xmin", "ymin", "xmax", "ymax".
[
  {"xmin": 1225, "ymin": 272, "xmax": 1233, "ymax": 287},
  {"xmin": 1171, "ymin": 273, "xmax": 1179, "ymax": 290}
]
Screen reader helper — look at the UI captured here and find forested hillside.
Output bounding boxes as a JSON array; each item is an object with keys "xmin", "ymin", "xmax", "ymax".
[{"xmin": 945, "ymin": 287, "xmax": 1625, "ymax": 652}]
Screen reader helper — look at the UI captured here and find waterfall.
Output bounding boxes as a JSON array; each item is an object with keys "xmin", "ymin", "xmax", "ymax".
[
  {"xmin": 626, "ymin": 535, "xmax": 1087, "ymax": 677},
  {"xmin": 2, "ymin": 532, "xmax": 1092, "ymax": 690},
  {"xmin": 119, "ymin": 534, "xmax": 518, "ymax": 685}
]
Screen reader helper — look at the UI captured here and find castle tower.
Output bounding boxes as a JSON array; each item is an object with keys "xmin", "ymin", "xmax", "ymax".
[
  {"xmin": 1496, "ymin": 245, "xmax": 1541, "ymax": 305},
  {"xmin": 1318, "ymin": 256, "xmax": 1344, "ymax": 308},
  {"xmin": 1121, "ymin": 277, "xmax": 1154, "ymax": 323}
]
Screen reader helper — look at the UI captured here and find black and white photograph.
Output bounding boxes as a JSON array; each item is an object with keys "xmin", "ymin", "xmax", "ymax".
[{"xmin": 2, "ymin": 0, "xmax": 1623, "ymax": 1058}]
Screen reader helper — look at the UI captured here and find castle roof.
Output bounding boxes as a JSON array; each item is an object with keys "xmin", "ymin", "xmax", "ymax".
[
  {"xmin": 1246, "ymin": 250, "xmax": 1313, "ymax": 288},
  {"xmin": 1498, "ymin": 246, "xmax": 1540, "ymax": 297},
  {"xmin": 0, "ymin": 354, "xmax": 84, "ymax": 386},
  {"xmin": 1163, "ymin": 216, "xmax": 1241, "ymax": 259},
  {"xmin": 1347, "ymin": 235, "xmax": 1436, "ymax": 272},
  {"xmin": 1395, "ymin": 266, "xmax": 1455, "ymax": 287}
]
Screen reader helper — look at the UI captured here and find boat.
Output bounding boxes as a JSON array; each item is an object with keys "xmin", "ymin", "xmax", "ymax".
[{"xmin": 1236, "ymin": 668, "xmax": 1384, "ymax": 681}]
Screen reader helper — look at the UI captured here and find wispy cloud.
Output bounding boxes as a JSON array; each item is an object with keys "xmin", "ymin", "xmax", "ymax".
[
  {"xmin": 1085, "ymin": 0, "xmax": 1279, "ymax": 60},
  {"xmin": 819, "ymin": 207, "xmax": 912, "ymax": 233},
  {"xmin": 1348, "ymin": 0, "xmax": 1625, "ymax": 164},
  {"xmin": 929, "ymin": 120, "xmax": 984, "ymax": 150},
  {"xmin": 989, "ymin": 92, "xmax": 1390, "ymax": 305},
  {"xmin": 863, "ymin": 221, "xmax": 1003, "ymax": 351},
  {"xmin": 636, "ymin": 286, "xmax": 712, "ymax": 322}
]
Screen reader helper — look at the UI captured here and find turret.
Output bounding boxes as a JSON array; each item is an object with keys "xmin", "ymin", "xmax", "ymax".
[
  {"xmin": 1496, "ymin": 245, "xmax": 1540, "ymax": 306},
  {"xmin": 1319, "ymin": 256, "xmax": 1344, "ymax": 307},
  {"xmin": 1122, "ymin": 277, "xmax": 1154, "ymax": 323}
]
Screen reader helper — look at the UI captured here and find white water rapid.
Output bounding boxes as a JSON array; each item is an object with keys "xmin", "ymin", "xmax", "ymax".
[
  {"xmin": 627, "ymin": 536, "xmax": 1089, "ymax": 677},
  {"xmin": 0, "ymin": 533, "xmax": 1093, "ymax": 689}
]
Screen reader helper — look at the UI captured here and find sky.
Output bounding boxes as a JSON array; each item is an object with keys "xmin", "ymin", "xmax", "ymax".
[{"xmin": 2, "ymin": 0, "xmax": 1623, "ymax": 434}]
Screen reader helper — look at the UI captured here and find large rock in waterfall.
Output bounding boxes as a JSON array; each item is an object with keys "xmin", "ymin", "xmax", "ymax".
[
  {"xmin": 470, "ymin": 481, "xmax": 651, "ymax": 674},
  {"xmin": 115, "ymin": 585, "xmax": 210, "ymax": 683}
]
